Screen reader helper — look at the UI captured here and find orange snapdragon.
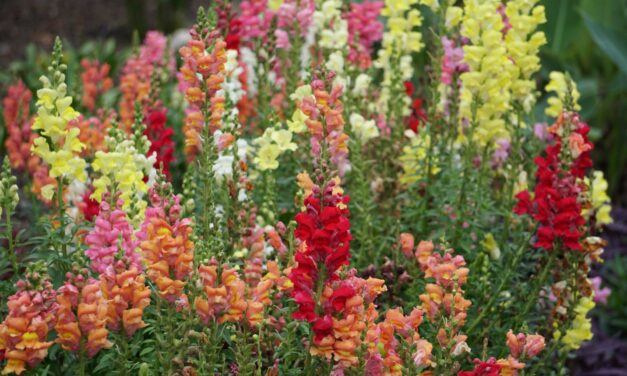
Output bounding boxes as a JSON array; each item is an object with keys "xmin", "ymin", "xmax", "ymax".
[
  {"xmin": 138, "ymin": 189, "xmax": 194, "ymax": 305},
  {"xmin": 100, "ymin": 261, "xmax": 151, "ymax": 337},
  {"xmin": 178, "ymin": 26, "xmax": 228, "ymax": 161},
  {"xmin": 55, "ymin": 275, "xmax": 112, "ymax": 358},
  {"xmin": 0, "ymin": 275, "xmax": 57, "ymax": 375}
]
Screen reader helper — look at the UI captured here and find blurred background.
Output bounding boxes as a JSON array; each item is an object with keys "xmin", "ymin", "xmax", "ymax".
[{"xmin": 0, "ymin": 0, "xmax": 626, "ymax": 374}]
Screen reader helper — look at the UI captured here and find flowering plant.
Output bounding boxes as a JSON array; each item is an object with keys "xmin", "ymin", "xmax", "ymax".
[{"xmin": 0, "ymin": 2, "xmax": 616, "ymax": 375}]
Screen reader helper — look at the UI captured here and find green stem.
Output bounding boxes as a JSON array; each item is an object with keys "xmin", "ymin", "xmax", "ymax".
[
  {"xmin": 5, "ymin": 210, "xmax": 18, "ymax": 274},
  {"xmin": 78, "ymin": 336, "xmax": 87, "ymax": 376},
  {"xmin": 516, "ymin": 250, "xmax": 559, "ymax": 326},
  {"xmin": 56, "ymin": 177, "xmax": 67, "ymax": 259},
  {"xmin": 466, "ymin": 233, "xmax": 532, "ymax": 335}
]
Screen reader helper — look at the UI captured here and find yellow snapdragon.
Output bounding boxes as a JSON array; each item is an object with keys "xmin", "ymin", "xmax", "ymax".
[
  {"xmin": 349, "ymin": 113, "xmax": 379, "ymax": 144},
  {"xmin": 31, "ymin": 70, "xmax": 87, "ymax": 186},
  {"xmin": 561, "ymin": 297, "xmax": 594, "ymax": 350},
  {"xmin": 399, "ymin": 130, "xmax": 440, "ymax": 184},
  {"xmin": 584, "ymin": 170, "xmax": 612, "ymax": 225},
  {"xmin": 459, "ymin": 0, "xmax": 514, "ymax": 147},
  {"xmin": 91, "ymin": 126, "xmax": 155, "ymax": 213},
  {"xmin": 253, "ymin": 127, "xmax": 297, "ymax": 171},
  {"xmin": 376, "ymin": 0, "xmax": 423, "ymax": 117},
  {"xmin": 504, "ymin": 0, "xmax": 547, "ymax": 110},
  {"xmin": 545, "ymin": 71, "xmax": 581, "ymax": 117},
  {"xmin": 288, "ymin": 85, "xmax": 314, "ymax": 134}
]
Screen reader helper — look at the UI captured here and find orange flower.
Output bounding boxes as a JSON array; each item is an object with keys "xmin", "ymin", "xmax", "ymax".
[
  {"xmin": 101, "ymin": 263, "xmax": 151, "ymax": 337},
  {"xmin": 0, "ymin": 275, "xmax": 57, "ymax": 375},
  {"xmin": 55, "ymin": 277, "xmax": 112, "ymax": 358},
  {"xmin": 139, "ymin": 206, "xmax": 194, "ymax": 304}
]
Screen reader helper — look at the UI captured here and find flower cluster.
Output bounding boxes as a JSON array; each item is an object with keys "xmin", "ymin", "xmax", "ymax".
[
  {"xmin": 100, "ymin": 261, "xmax": 151, "ymax": 337},
  {"xmin": 296, "ymin": 77, "xmax": 350, "ymax": 175},
  {"xmin": 31, "ymin": 39, "xmax": 87, "ymax": 193},
  {"xmin": 289, "ymin": 180, "xmax": 352, "ymax": 337},
  {"xmin": 119, "ymin": 31, "xmax": 172, "ymax": 129},
  {"xmin": 55, "ymin": 275, "xmax": 112, "ymax": 358},
  {"xmin": 137, "ymin": 187, "xmax": 194, "ymax": 304},
  {"xmin": 84, "ymin": 198, "xmax": 141, "ymax": 273},
  {"xmin": 0, "ymin": 273, "xmax": 57, "ymax": 375},
  {"xmin": 178, "ymin": 23, "xmax": 228, "ymax": 161},
  {"xmin": 2, "ymin": 82, "xmax": 39, "ymax": 174},
  {"xmin": 514, "ymin": 111, "xmax": 593, "ymax": 251},
  {"xmin": 80, "ymin": 59, "xmax": 113, "ymax": 112}
]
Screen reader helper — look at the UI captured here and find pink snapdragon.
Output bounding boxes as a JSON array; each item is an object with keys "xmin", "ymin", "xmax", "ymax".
[
  {"xmin": 346, "ymin": 1, "xmax": 384, "ymax": 68},
  {"xmin": 441, "ymin": 37, "xmax": 467, "ymax": 85},
  {"xmin": 84, "ymin": 198, "xmax": 141, "ymax": 274},
  {"xmin": 590, "ymin": 276, "xmax": 611, "ymax": 304}
]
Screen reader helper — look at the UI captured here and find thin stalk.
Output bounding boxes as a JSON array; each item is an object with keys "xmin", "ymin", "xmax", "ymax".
[
  {"xmin": 5, "ymin": 210, "xmax": 18, "ymax": 274},
  {"xmin": 466, "ymin": 232, "xmax": 532, "ymax": 335}
]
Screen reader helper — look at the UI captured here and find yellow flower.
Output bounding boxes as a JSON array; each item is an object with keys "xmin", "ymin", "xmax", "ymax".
[
  {"xmin": 376, "ymin": 0, "xmax": 422, "ymax": 117},
  {"xmin": 562, "ymin": 297, "xmax": 594, "ymax": 350},
  {"xmin": 445, "ymin": 6, "xmax": 463, "ymax": 29},
  {"xmin": 91, "ymin": 139, "xmax": 151, "ymax": 210},
  {"xmin": 583, "ymin": 170, "xmax": 612, "ymax": 225},
  {"xmin": 287, "ymin": 109, "xmax": 309, "ymax": 134},
  {"xmin": 31, "ymin": 69, "xmax": 86, "ymax": 184},
  {"xmin": 481, "ymin": 233, "xmax": 501, "ymax": 260},
  {"xmin": 290, "ymin": 85, "xmax": 313, "ymax": 102},
  {"xmin": 545, "ymin": 71, "xmax": 581, "ymax": 117},
  {"xmin": 399, "ymin": 131, "xmax": 439, "ymax": 184},
  {"xmin": 268, "ymin": 0, "xmax": 284, "ymax": 11},
  {"xmin": 271, "ymin": 130, "xmax": 297, "ymax": 152},
  {"xmin": 254, "ymin": 144, "xmax": 281, "ymax": 171}
]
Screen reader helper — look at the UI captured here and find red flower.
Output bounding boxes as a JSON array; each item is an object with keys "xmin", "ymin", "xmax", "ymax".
[
  {"xmin": 225, "ymin": 19, "xmax": 242, "ymax": 51},
  {"xmin": 458, "ymin": 358, "xmax": 503, "ymax": 376},
  {"xmin": 404, "ymin": 81, "xmax": 428, "ymax": 132},
  {"xmin": 144, "ymin": 109, "xmax": 175, "ymax": 178},
  {"xmin": 80, "ymin": 189, "xmax": 101, "ymax": 222},
  {"xmin": 289, "ymin": 179, "xmax": 353, "ymax": 342},
  {"xmin": 513, "ymin": 112, "xmax": 592, "ymax": 252}
]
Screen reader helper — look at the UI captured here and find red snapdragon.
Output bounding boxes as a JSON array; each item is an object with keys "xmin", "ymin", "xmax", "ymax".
[{"xmin": 514, "ymin": 112, "xmax": 592, "ymax": 251}]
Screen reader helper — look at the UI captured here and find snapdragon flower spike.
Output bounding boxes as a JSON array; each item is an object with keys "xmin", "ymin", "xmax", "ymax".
[
  {"xmin": 137, "ymin": 187, "xmax": 194, "ymax": 304},
  {"xmin": 55, "ymin": 274, "xmax": 112, "ymax": 358},
  {"xmin": 2, "ymin": 81, "xmax": 40, "ymax": 175},
  {"xmin": 178, "ymin": 24, "xmax": 228, "ymax": 161},
  {"xmin": 84, "ymin": 197, "xmax": 142, "ymax": 274},
  {"xmin": 514, "ymin": 111, "xmax": 592, "ymax": 251},
  {"xmin": 194, "ymin": 263, "xmax": 248, "ymax": 324},
  {"xmin": 364, "ymin": 305, "xmax": 427, "ymax": 375},
  {"xmin": 80, "ymin": 59, "xmax": 113, "ymax": 112},
  {"xmin": 345, "ymin": 1, "xmax": 384, "ymax": 69},
  {"xmin": 100, "ymin": 260, "xmax": 151, "ymax": 337},
  {"xmin": 290, "ymin": 178, "xmax": 359, "ymax": 360},
  {"xmin": 298, "ymin": 76, "xmax": 350, "ymax": 175},
  {"xmin": 143, "ymin": 109, "xmax": 175, "ymax": 178},
  {"xmin": 311, "ymin": 274, "xmax": 386, "ymax": 367},
  {"xmin": 119, "ymin": 31, "xmax": 172, "ymax": 130},
  {"xmin": 0, "ymin": 275, "xmax": 57, "ymax": 375}
]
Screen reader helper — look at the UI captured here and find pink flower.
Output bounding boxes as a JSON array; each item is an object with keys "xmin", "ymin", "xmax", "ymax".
[
  {"xmin": 346, "ymin": 2, "xmax": 384, "ymax": 68},
  {"xmin": 275, "ymin": 29, "xmax": 291, "ymax": 49},
  {"xmin": 84, "ymin": 198, "xmax": 141, "ymax": 274},
  {"xmin": 441, "ymin": 37, "xmax": 467, "ymax": 85},
  {"xmin": 590, "ymin": 276, "xmax": 611, "ymax": 304}
]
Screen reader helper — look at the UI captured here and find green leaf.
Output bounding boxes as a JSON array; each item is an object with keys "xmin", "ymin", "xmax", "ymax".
[{"xmin": 581, "ymin": 13, "xmax": 627, "ymax": 76}]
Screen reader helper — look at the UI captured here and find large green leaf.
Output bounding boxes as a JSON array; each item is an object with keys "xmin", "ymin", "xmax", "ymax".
[{"xmin": 581, "ymin": 13, "xmax": 627, "ymax": 76}]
